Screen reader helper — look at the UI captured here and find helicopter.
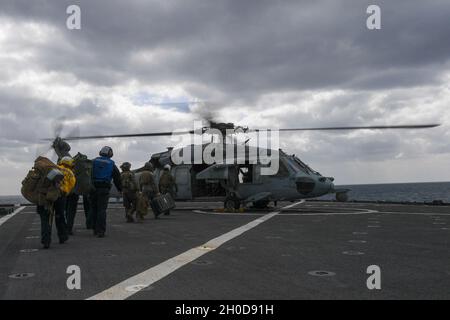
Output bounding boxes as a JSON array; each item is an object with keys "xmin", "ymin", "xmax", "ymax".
[{"xmin": 46, "ymin": 118, "xmax": 440, "ymax": 210}]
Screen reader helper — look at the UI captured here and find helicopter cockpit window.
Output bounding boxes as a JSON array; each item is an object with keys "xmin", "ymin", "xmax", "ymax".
[
  {"xmin": 286, "ymin": 158, "xmax": 307, "ymax": 173},
  {"xmin": 275, "ymin": 160, "xmax": 289, "ymax": 177},
  {"xmin": 294, "ymin": 157, "xmax": 321, "ymax": 175},
  {"xmin": 293, "ymin": 157, "xmax": 318, "ymax": 174}
]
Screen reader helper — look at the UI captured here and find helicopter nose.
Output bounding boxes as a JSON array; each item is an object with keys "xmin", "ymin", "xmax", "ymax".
[
  {"xmin": 317, "ymin": 176, "xmax": 334, "ymax": 193},
  {"xmin": 326, "ymin": 177, "xmax": 335, "ymax": 192},
  {"xmin": 329, "ymin": 181, "xmax": 335, "ymax": 193},
  {"xmin": 295, "ymin": 175, "xmax": 334, "ymax": 196}
]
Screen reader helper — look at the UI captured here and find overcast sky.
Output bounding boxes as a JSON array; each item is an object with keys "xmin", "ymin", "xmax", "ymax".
[{"xmin": 1, "ymin": 0, "xmax": 449, "ymax": 195}]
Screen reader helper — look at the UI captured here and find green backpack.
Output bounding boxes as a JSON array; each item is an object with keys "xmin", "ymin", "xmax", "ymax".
[{"xmin": 72, "ymin": 152, "xmax": 93, "ymax": 195}]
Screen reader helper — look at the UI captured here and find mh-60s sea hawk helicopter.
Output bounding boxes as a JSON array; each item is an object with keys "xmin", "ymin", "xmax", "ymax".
[{"xmin": 48, "ymin": 118, "xmax": 440, "ymax": 210}]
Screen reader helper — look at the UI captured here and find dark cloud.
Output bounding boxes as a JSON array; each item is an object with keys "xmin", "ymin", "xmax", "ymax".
[
  {"xmin": 0, "ymin": 85, "xmax": 103, "ymax": 143},
  {"xmin": 2, "ymin": 0, "xmax": 450, "ymax": 99}
]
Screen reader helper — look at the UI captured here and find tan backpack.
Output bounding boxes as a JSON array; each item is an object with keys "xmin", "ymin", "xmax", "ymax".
[
  {"xmin": 21, "ymin": 156, "xmax": 59, "ymax": 204},
  {"xmin": 121, "ymin": 171, "xmax": 138, "ymax": 192},
  {"xmin": 136, "ymin": 192, "xmax": 149, "ymax": 216}
]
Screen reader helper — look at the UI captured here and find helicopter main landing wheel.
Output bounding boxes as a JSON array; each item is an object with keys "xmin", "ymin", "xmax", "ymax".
[
  {"xmin": 224, "ymin": 196, "xmax": 240, "ymax": 210},
  {"xmin": 336, "ymin": 192, "xmax": 349, "ymax": 202}
]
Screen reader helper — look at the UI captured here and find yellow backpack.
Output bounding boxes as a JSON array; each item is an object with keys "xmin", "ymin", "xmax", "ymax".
[{"xmin": 58, "ymin": 165, "xmax": 76, "ymax": 195}]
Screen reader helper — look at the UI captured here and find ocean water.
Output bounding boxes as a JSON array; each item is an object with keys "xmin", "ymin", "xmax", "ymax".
[
  {"xmin": 1, "ymin": 182, "xmax": 449, "ymax": 205},
  {"xmin": 319, "ymin": 181, "xmax": 450, "ymax": 203},
  {"xmin": 0, "ymin": 195, "xmax": 29, "ymax": 205}
]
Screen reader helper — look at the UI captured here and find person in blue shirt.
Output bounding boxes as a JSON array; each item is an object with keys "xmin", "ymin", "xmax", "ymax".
[{"xmin": 90, "ymin": 146, "xmax": 122, "ymax": 237}]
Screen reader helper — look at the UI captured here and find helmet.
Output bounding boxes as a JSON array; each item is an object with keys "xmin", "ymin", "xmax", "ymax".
[
  {"xmin": 58, "ymin": 156, "xmax": 74, "ymax": 168},
  {"xmin": 99, "ymin": 146, "xmax": 113, "ymax": 158},
  {"xmin": 144, "ymin": 161, "xmax": 154, "ymax": 171},
  {"xmin": 120, "ymin": 162, "xmax": 131, "ymax": 171},
  {"xmin": 164, "ymin": 164, "xmax": 171, "ymax": 171},
  {"xmin": 46, "ymin": 168, "xmax": 64, "ymax": 182}
]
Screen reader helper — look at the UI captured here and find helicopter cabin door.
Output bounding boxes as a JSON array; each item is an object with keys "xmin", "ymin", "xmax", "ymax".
[{"xmin": 172, "ymin": 165, "xmax": 192, "ymax": 200}]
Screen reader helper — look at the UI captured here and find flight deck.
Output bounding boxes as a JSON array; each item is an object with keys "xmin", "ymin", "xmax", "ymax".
[{"xmin": 0, "ymin": 201, "xmax": 449, "ymax": 300}]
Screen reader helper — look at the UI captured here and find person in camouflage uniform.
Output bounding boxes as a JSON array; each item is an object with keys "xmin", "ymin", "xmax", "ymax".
[
  {"xmin": 139, "ymin": 162, "xmax": 160, "ymax": 219},
  {"xmin": 158, "ymin": 164, "xmax": 177, "ymax": 215},
  {"xmin": 120, "ymin": 162, "xmax": 138, "ymax": 223}
]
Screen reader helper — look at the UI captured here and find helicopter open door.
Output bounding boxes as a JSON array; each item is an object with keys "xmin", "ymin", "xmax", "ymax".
[
  {"xmin": 172, "ymin": 165, "xmax": 192, "ymax": 200},
  {"xmin": 196, "ymin": 164, "xmax": 239, "ymax": 191},
  {"xmin": 196, "ymin": 164, "xmax": 230, "ymax": 180}
]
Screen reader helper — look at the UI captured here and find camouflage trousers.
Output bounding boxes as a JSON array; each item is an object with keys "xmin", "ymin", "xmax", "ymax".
[{"xmin": 123, "ymin": 191, "xmax": 138, "ymax": 222}]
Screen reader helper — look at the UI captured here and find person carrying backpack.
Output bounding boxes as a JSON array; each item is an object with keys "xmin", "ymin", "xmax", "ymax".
[
  {"xmin": 66, "ymin": 152, "xmax": 94, "ymax": 233},
  {"xmin": 139, "ymin": 162, "xmax": 160, "ymax": 219},
  {"xmin": 59, "ymin": 156, "xmax": 79, "ymax": 235},
  {"xmin": 120, "ymin": 162, "xmax": 139, "ymax": 223},
  {"xmin": 29, "ymin": 156, "xmax": 74, "ymax": 249},
  {"xmin": 52, "ymin": 138, "xmax": 93, "ymax": 231},
  {"xmin": 51, "ymin": 157, "xmax": 76, "ymax": 244},
  {"xmin": 90, "ymin": 146, "xmax": 122, "ymax": 237},
  {"xmin": 35, "ymin": 167, "xmax": 66, "ymax": 249},
  {"xmin": 158, "ymin": 164, "xmax": 177, "ymax": 216}
]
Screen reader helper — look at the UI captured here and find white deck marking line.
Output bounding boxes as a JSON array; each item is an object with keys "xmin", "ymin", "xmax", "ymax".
[
  {"xmin": 87, "ymin": 200, "xmax": 304, "ymax": 300},
  {"xmin": 0, "ymin": 207, "xmax": 26, "ymax": 228},
  {"xmin": 192, "ymin": 208, "xmax": 377, "ymax": 216},
  {"xmin": 379, "ymin": 212, "xmax": 450, "ymax": 216}
]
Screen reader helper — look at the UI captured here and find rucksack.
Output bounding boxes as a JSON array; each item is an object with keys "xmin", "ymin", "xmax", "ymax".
[
  {"xmin": 121, "ymin": 171, "xmax": 137, "ymax": 192},
  {"xmin": 72, "ymin": 152, "xmax": 93, "ymax": 195},
  {"xmin": 21, "ymin": 156, "xmax": 58, "ymax": 204},
  {"xmin": 92, "ymin": 157, "xmax": 114, "ymax": 182}
]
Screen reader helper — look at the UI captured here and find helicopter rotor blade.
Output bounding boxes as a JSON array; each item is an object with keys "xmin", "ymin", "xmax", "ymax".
[
  {"xmin": 249, "ymin": 124, "xmax": 441, "ymax": 132},
  {"xmin": 41, "ymin": 123, "xmax": 440, "ymax": 141},
  {"xmin": 36, "ymin": 117, "xmax": 69, "ymax": 157},
  {"xmin": 35, "ymin": 143, "xmax": 53, "ymax": 158},
  {"xmin": 62, "ymin": 125, "xmax": 81, "ymax": 145},
  {"xmin": 43, "ymin": 130, "xmax": 196, "ymax": 141},
  {"xmin": 51, "ymin": 116, "xmax": 68, "ymax": 138},
  {"xmin": 65, "ymin": 125, "xmax": 80, "ymax": 138}
]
